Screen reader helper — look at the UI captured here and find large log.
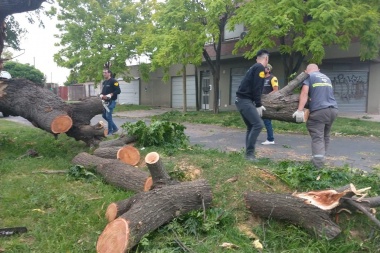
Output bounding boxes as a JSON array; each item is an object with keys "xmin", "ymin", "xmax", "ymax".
[
  {"xmin": 97, "ymin": 179, "xmax": 213, "ymax": 253},
  {"xmin": 262, "ymin": 72, "xmax": 309, "ymax": 122},
  {"xmin": 0, "ymin": 78, "xmax": 107, "ymax": 145},
  {"xmin": 65, "ymin": 97, "xmax": 107, "ymax": 146},
  {"xmin": 72, "ymin": 152, "xmax": 152, "ymax": 192},
  {"xmin": 244, "ymin": 192, "xmax": 341, "ymax": 240},
  {"xmin": 98, "ymin": 135, "xmax": 137, "ymax": 148},
  {"xmin": 0, "ymin": 79, "xmax": 73, "ymax": 133},
  {"xmin": 93, "ymin": 145, "xmax": 141, "ymax": 166}
]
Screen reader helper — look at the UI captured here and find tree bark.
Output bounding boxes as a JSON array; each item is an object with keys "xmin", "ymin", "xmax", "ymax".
[
  {"xmin": 261, "ymin": 72, "xmax": 309, "ymax": 122},
  {"xmin": 0, "ymin": 79, "xmax": 73, "ymax": 133},
  {"xmin": 145, "ymin": 152, "xmax": 175, "ymax": 188},
  {"xmin": 99, "ymin": 135, "xmax": 137, "ymax": 148},
  {"xmin": 72, "ymin": 152, "xmax": 152, "ymax": 193},
  {"xmin": 0, "ymin": 79, "xmax": 110, "ymax": 145},
  {"xmin": 97, "ymin": 179, "xmax": 212, "ymax": 253},
  {"xmin": 244, "ymin": 192, "xmax": 341, "ymax": 240}
]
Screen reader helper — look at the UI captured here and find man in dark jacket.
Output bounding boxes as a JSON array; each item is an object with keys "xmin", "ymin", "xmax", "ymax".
[
  {"xmin": 235, "ymin": 49, "xmax": 269, "ymax": 161},
  {"xmin": 100, "ymin": 69, "xmax": 121, "ymax": 135}
]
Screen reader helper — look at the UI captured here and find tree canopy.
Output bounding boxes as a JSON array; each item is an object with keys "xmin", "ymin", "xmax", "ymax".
[
  {"xmin": 230, "ymin": 0, "xmax": 380, "ymax": 78},
  {"xmin": 53, "ymin": 0, "xmax": 141, "ymax": 84},
  {"xmin": 4, "ymin": 61, "xmax": 46, "ymax": 86}
]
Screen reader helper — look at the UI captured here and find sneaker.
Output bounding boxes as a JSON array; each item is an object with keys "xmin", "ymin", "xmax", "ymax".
[{"xmin": 261, "ymin": 140, "xmax": 275, "ymax": 145}]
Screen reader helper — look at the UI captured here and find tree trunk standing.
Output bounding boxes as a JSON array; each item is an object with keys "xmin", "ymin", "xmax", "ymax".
[
  {"xmin": 0, "ymin": 79, "xmax": 73, "ymax": 133},
  {"xmin": 182, "ymin": 65, "xmax": 187, "ymax": 113},
  {"xmin": 244, "ymin": 192, "xmax": 341, "ymax": 240},
  {"xmin": 97, "ymin": 179, "xmax": 213, "ymax": 253},
  {"xmin": 72, "ymin": 152, "xmax": 152, "ymax": 192},
  {"xmin": 261, "ymin": 72, "xmax": 309, "ymax": 122}
]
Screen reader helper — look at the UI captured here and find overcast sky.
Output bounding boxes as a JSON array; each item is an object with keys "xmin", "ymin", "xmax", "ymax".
[{"xmin": 9, "ymin": 5, "xmax": 70, "ymax": 86}]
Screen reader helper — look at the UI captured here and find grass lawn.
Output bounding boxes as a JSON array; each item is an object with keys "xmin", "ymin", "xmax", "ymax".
[{"xmin": 1, "ymin": 110, "xmax": 379, "ymax": 252}]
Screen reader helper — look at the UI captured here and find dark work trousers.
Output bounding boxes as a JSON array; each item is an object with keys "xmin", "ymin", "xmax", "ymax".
[
  {"xmin": 306, "ymin": 107, "xmax": 338, "ymax": 168},
  {"xmin": 235, "ymin": 97, "xmax": 264, "ymax": 157}
]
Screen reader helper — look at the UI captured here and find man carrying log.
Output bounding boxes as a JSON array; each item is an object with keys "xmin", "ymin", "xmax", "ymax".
[
  {"xmin": 235, "ymin": 49, "xmax": 269, "ymax": 162},
  {"xmin": 292, "ymin": 64, "xmax": 338, "ymax": 169}
]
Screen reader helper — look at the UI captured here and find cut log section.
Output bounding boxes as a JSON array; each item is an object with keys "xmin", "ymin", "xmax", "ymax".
[
  {"xmin": 145, "ymin": 152, "xmax": 174, "ymax": 188},
  {"xmin": 51, "ymin": 115, "xmax": 73, "ymax": 133},
  {"xmin": 117, "ymin": 146, "xmax": 140, "ymax": 166},
  {"xmin": 93, "ymin": 146, "xmax": 141, "ymax": 166},
  {"xmin": 261, "ymin": 72, "xmax": 309, "ymax": 122},
  {"xmin": 97, "ymin": 179, "xmax": 213, "ymax": 253},
  {"xmin": 244, "ymin": 192, "xmax": 341, "ymax": 240},
  {"xmin": 72, "ymin": 152, "xmax": 152, "ymax": 192}
]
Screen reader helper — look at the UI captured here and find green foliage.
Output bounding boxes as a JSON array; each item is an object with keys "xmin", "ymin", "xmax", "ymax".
[
  {"xmin": 54, "ymin": 0, "xmax": 141, "ymax": 84},
  {"xmin": 121, "ymin": 120, "xmax": 189, "ymax": 151},
  {"xmin": 3, "ymin": 61, "xmax": 46, "ymax": 85},
  {"xmin": 273, "ymin": 161, "xmax": 380, "ymax": 194},
  {"xmin": 68, "ymin": 165, "xmax": 97, "ymax": 181},
  {"xmin": 230, "ymin": 0, "xmax": 380, "ymax": 75}
]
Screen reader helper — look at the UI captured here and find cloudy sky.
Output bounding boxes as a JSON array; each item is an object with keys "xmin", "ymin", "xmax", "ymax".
[{"xmin": 9, "ymin": 5, "xmax": 70, "ymax": 85}]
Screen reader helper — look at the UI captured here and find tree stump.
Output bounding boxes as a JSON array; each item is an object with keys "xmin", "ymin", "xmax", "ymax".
[
  {"xmin": 97, "ymin": 179, "xmax": 213, "ymax": 253},
  {"xmin": 72, "ymin": 152, "xmax": 152, "ymax": 192}
]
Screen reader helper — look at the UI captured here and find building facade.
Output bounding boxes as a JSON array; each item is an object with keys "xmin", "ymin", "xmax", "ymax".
[{"xmin": 124, "ymin": 39, "xmax": 380, "ymax": 114}]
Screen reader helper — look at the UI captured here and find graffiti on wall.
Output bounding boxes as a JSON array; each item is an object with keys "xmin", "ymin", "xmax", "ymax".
[{"xmin": 327, "ymin": 71, "xmax": 368, "ymax": 103}]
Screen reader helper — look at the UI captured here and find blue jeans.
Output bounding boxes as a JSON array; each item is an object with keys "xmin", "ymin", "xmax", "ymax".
[
  {"xmin": 102, "ymin": 100, "xmax": 118, "ymax": 133},
  {"xmin": 263, "ymin": 119, "xmax": 274, "ymax": 142},
  {"xmin": 235, "ymin": 97, "xmax": 263, "ymax": 157}
]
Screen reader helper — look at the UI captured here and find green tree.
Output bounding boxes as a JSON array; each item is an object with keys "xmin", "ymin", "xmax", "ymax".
[
  {"xmin": 4, "ymin": 61, "xmax": 46, "ymax": 86},
  {"xmin": 230, "ymin": 0, "xmax": 380, "ymax": 79},
  {"xmin": 138, "ymin": 0, "xmax": 206, "ymax": 111},
  {"xmin": 139, "ymin": 0, "xmax": 238, "ymax": 113},
  {"xmin": 53, "ymin": 0, "xmax": 140, "ymax": 84}
]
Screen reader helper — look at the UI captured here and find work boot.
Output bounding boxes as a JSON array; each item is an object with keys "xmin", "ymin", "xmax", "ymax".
[{"xmin": 245, "ymin": 155, "xmax": 257, "ymax": 162}]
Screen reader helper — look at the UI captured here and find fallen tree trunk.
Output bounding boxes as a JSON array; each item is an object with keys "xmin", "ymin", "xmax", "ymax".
[
  {"xmin": 0, "ymin": 78, "xmax": 108, "ymax": 145},
  {"xmin": 72, "ymin": 152, "xmax": 152, "ymax": 192},
  {"xmin": 244, "ymin": 192, "xmax": 341, "ymax": 240},
  {"xmin": 97, "ymin": 179, "xmax": 213, "ymax": 253},
  {"xmin": 0, "ymin": 79, "xmax": 73, "ymax": 133},
  {"xmin": 145, "ymin": 152, "xmax": 176, "ymax": 188},
  {"xmin": 245, "ymin": 184, "xmax": 380, "ymax": 240}
]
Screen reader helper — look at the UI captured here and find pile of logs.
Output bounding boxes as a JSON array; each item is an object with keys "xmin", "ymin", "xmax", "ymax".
[{"xmin": 72, "ymin": 136, "xmax": 213, "ymax": 252}]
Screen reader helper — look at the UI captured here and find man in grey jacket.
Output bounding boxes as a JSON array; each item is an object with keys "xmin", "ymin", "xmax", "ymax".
[{"xmin": 293, "ymin": 64, "xmax": 338, "ymax": 168}]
